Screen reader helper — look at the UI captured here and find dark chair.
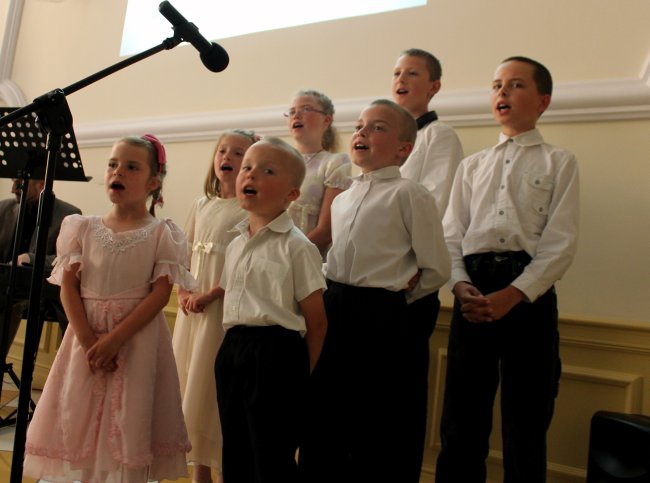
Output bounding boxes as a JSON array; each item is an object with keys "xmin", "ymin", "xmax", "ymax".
[{"xmin": 587, "ymin": 410, "xmax": 650, "ymax": 482}]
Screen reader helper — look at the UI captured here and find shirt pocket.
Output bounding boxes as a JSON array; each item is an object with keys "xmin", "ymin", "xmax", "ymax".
[
  {"xmin": 248, "ymin": 258, "xmax": 289, "ymax": 303},
  {"xmin": 520, "ymin": 172, "xmax": 554, "ymax": 234}
]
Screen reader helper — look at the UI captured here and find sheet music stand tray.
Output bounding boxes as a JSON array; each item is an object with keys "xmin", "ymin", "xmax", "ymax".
[{"xmin": 0, "ymin": 108, "xmax": 87, "ymax": 181}]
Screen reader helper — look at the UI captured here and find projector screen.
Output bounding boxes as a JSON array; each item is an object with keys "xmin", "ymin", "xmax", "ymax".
[{"xmin": 121, "ymin": 0, "xmax": 427, "ymax": 56}]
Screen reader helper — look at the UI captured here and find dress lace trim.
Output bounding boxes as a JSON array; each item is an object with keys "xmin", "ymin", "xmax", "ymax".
[{"xmin": 93, "ymin": 220, "xmax": 154, "ymax": 253}]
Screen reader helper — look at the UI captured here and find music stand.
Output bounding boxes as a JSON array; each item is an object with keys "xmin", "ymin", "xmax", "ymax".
[
  {"xmin": 0, "ymin": 108, "xmax": 87, "ymax": 182},
  {"xmin": 0, "ymin": 107, "xmax": 88, "ymax": 427},
  {"xmin": 0, "ymin": 8, "xmax": 191, "ymax": 479}
]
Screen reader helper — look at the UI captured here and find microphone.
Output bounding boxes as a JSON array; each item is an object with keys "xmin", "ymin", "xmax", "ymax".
[{"xmin": 159, "ymin": 1, "xmax": 229, "ymax": 72}]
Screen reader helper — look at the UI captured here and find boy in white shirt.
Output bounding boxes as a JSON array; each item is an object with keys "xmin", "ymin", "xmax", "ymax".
[
  {"xmin": 215, "ymin": 138, "xmax": 328, "ymax": 483},
  {"xmin": 392, "ymin": 48, "xmax": 465, "ymax": 473},
  {"xmin": 436, "ymin": 56, "xmax": 580, "ymax": 483},
  {"xmin": 300, "ymin": 99, "xmax": 450, "ymax": 483},
  {"xmin": 392, "ymin": 48, "xmax": 463, "ymax": 214}
]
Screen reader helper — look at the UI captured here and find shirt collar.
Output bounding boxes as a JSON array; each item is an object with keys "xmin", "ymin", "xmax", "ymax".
[
  {"xmin": 415, "ymin": 111, "xmax": 438, "ymax": 130},
  {"xmin": 353, "ymin": 165, "xmax": 401, "ymax": 182},
  {"xmin": 498, "ymin": 128, "xmax": 544, "ymax": 147},
  {"xmin": 232, "ymin": 210, "xmax": 295, "ymax": 238}
]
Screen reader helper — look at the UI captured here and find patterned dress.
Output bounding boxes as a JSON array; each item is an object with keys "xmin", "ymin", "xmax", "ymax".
[
  {"xmin": 287, "ymin": 151, "xmax": 352, "ymax": 237},
  {"xmin": 24, "ymin": 214, "xmax": 196, "ymax": 483}
]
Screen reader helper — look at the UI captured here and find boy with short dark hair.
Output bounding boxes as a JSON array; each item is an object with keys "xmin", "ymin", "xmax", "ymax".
[
  {"xmin": 392, "ymin": 48, "xmax": 464, "ymax": 213},
  {"xmin": 215, "ymin": 137, "xmax": 328, "ymax": 483},
  {"xmin": 436, "ymin": 56, "xmax": 580, "ymax": 483},
  {"xmin": 300, "ymin": 99, "xmax": 450, "ymax": 483},
  {"xmin": 392, "ymin": 47, "xmax": 465, "ymax": 475}
]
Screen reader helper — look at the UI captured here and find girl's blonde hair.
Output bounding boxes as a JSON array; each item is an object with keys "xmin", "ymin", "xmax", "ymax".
[
  {"xmin": 204, "ymin": 129, "xmax": 258, "ymax": 199},
  {"xmin": 295, "ymin": 89, "xmax": 339, "ymax": 152}
]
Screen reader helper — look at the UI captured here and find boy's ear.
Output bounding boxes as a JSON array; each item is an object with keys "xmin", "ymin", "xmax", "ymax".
[
  {"xmin": 537, "ymin": 94, "xmax": 552, "ymax": 116},
  {"xmin": 398, "ymin": 141, "xmax": 414, "ymax": 161},
  {"xmin": 287, "ymin": 187, "xmax": 301, "ymax": 202},
  {"xmin": 428, "ymin": 79, "xmax": 442, "ymax": 100}
]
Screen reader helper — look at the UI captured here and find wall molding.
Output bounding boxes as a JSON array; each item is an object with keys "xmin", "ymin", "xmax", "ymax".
[
  {"xmin": 70, "ymin": 54, "xmax": 650, "ymax": 147},
  {"xmin": 74, "ymin": 64, "xmax": 650, "ymax": 148},
  {"xmin": 2, "ymin": 0, "xmax": 649, "ymax": 147}
]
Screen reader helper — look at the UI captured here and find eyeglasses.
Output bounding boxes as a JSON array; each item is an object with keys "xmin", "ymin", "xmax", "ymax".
[{"xmin": 283, "ymin": 105, "xmax": 327, "ymax": 118}]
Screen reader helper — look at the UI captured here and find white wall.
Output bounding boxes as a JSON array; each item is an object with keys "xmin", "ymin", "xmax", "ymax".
[{"xmin": 2, "ymin": 0, "xmax": 649, "ymax": 322}]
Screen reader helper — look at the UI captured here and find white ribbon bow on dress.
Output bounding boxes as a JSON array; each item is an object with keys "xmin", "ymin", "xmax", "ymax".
[{"xmin": 192, "ymin": 241, "xmax": 214, "ymax": 254}]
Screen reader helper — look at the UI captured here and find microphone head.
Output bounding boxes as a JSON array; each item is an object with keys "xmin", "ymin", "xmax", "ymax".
[{"xmin": 201, "ymin": 43, "xmax": 229, "ymax": 72}]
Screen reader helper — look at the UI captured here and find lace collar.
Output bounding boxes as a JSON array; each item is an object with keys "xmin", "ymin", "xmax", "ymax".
[{"xmin": 93, "ymin": 217, "xmax": 158, "ymax": 253}]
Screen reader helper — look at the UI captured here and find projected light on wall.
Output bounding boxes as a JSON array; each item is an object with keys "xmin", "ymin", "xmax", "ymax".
[{"xmin": 121, "ymin": 0, "xmax": 426, "ymax": 56}]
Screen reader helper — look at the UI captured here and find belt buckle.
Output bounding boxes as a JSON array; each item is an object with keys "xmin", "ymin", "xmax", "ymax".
[{"xmin": 494, "ymin": 255, "xmax": 508, "ymax": 263}]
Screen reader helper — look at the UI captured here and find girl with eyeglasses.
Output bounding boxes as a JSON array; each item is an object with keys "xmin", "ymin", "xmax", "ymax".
[{"xmin": 285, "ymin": 89, "xmax": 352, "ymax": 257}]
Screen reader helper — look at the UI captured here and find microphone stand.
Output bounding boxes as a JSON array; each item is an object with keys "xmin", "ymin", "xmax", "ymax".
[{"xmin": 0, "ymin": 33, "xmax": 182, "ymax": 483}]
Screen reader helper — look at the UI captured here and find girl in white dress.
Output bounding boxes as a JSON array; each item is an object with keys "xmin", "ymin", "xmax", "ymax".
[
  {"xmin": 172, "ymin": 130, "xmax": 257, "ymax": 483},
  {"xmin": 285, "ymin": 90, "xmax": 352, "ymax": 256},
  {"xmin": 24, "ymin": 134, "xmax": 196, "ymax": 482}
]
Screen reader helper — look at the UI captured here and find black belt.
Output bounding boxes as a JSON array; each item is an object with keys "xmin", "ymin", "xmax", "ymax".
[{"xmin": 463, "ymin": 251, "xmax": 531, "ymax": 291}]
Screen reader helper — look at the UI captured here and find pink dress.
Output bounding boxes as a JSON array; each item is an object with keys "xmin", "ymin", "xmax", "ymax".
[{"xmin": 24, "ymin": 214, "xmax": 196, "ymax": 483}]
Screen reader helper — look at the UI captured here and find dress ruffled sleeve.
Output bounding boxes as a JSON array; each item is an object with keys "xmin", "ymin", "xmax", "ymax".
[
  {"xmin": 324, "ymin": 152, "xmax": 352, "ymax": 190},
  {"xmin": 47, "ymin": 214, "xmax": 87, "ymax": 286},
  {"xmin": 153, "ymin": 218, "xmax": 198, "ymax": 291}
]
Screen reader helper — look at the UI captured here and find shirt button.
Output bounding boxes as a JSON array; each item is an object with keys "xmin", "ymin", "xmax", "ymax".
[
  {"xmin": 499, "ymin": 238, "xmax": 506, "ymax": 243},
  {"xmin": 535, "ymin": 179, "xmax": 540, "ymax": 185},
  {"xmin": 505, "ymin": 159, "xmax": 510, "ymax": 164},
  {"xmin": 499, "ymin": 210, "xmax": 504, "ymax": 215},
  {"xmin": 500, "ymin": 185, "xmax": 505, "ymax": 189}
]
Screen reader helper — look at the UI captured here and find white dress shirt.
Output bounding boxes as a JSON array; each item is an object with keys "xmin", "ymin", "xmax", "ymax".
[
  {"xmin": 400, "ymin": 120, "xmax": 464, "ymax": 215},
  {"xmin": 220, "ymin": 211, "xmax": 327, "ymax": 334},
  {"xmin": 325, "ymin": 165, "xmax": 450, "ymax": 303},
  {"xmin": 443, "ymin": 128, "xmax": 580, "ymax": 302}
]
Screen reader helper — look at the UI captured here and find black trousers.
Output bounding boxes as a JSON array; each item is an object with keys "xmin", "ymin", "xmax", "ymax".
[
  {"xmin": 215, "ymin": 325, "xmax": 308, "ymax": 483},
  {"xmin": 403, "ymin": 290, "xmax": 440, "ymax": 481},
  {"xmin": 299, "ymin": 282, "xmax": 426, "ymax": 483},
  {"xmin": 435, "ymin": 252, "xmax": 561, "ymax": 483}
]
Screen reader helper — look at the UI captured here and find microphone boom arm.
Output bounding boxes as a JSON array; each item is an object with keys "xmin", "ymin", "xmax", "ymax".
[{"xmin": 0, "ymin": 36, "xmax": 182, "ymax": 129}]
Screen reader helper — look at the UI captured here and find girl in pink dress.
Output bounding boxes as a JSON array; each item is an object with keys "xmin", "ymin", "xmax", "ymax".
[{"xmin": 24, "ymin": 134, "xmax": 196, "ymax": 482}]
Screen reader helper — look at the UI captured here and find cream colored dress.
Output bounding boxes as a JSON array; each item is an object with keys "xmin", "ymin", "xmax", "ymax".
[{"xmin": 172, "ymin": 196, "xmax": 246, "ymax": 471}]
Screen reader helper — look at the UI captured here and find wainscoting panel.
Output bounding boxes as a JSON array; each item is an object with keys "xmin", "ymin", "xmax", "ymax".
[{"xmin": 422, "ymin": 308, "xmax": 650, "ymax": 483}]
